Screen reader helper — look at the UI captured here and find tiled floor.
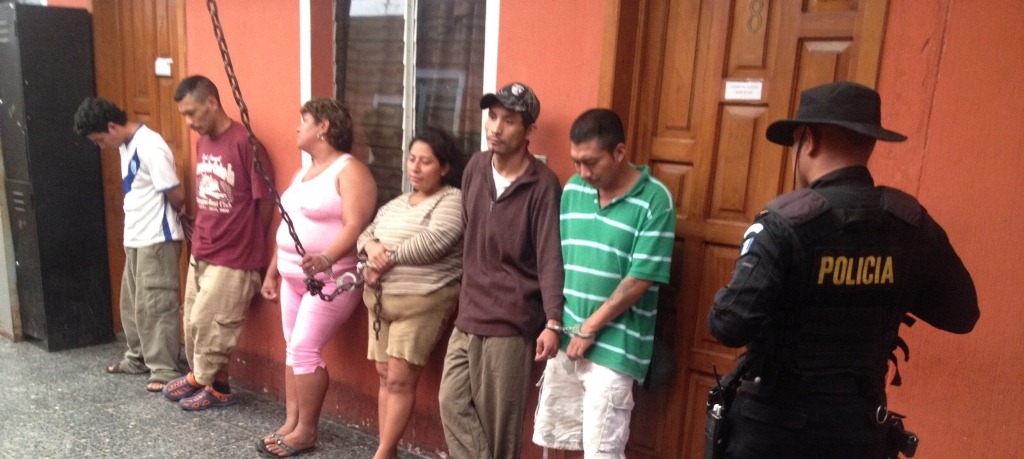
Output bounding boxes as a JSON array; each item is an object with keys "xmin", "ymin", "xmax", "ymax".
[{"xmin": 0, "ymin": 337, "xmax": 429, "ymax": 459}]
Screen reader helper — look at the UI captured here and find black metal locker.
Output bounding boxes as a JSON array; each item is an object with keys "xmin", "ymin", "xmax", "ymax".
[{"xmin": 0, "ymin": 3, "xmax": 112, "ymax": 351}]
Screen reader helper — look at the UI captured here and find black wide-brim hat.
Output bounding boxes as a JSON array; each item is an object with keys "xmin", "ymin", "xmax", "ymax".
[{"xmin": 766, "ymin": 81, "xmax": 907, "ymax": 146}]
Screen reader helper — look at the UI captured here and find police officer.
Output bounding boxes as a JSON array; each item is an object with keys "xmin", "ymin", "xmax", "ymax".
[{"xmin": 706, "ymin": 81, "xmax": 979, "ymax": 458}]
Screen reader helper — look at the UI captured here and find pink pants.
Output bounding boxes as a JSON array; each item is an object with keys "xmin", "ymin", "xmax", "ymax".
[{"xmin": 280, "ymin": 273, "xmax": 362, "ymax": 374}]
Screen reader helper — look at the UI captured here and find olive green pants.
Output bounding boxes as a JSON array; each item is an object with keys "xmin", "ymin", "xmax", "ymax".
[
  {"xmin": 119, "ymin": 241, "xmax": 182, "ymax": 383},
  {"xmin": 439, "ymin": 329, "xmax": 534, "ymax": 459}
]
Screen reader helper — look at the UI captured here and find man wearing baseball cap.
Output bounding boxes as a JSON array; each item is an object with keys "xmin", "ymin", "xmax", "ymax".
[
  {"xmin": 706, "ymin": 81, "xmax": 979, "ymax": 458},
  {"xmin": 439, "ymin": 82, "xmax": 565, "ymax": 458}
]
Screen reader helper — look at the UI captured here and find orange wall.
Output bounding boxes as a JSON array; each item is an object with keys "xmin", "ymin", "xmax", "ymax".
[
  {"xmin": 47, "ymin": 0, "xmax": 90, "ymax": 10},
  {"xmin": 496, "ymin": 1, "xmax": 607, "ymax": 183},
  {"xmin": 872, "ymin": 0, "xmax": 1024, "ymax": 457}
]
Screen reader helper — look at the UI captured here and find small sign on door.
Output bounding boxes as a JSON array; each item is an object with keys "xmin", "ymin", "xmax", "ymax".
[
  {"xmin": 724, "ymin": 80, "xmax": 763, "ymax": 101},
  {"xmin": 154, "ymin": 57, "xmax": 173, "ymax": 77}
]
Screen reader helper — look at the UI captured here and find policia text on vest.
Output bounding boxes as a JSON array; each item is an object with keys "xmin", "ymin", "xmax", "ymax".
[{"xmin": 816, "ymin": 254, "xmax": 895, "ymax": 286}]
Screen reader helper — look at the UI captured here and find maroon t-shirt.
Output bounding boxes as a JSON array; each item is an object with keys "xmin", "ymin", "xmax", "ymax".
[{"xmin": 191, "ymin": 121, "xmax": 273, "ymax": 270}]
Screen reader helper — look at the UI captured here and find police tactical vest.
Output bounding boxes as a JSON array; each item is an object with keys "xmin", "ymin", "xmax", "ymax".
[{"xmin": 755, "ymin": 185, "xmax": 924, "ymax": 395}]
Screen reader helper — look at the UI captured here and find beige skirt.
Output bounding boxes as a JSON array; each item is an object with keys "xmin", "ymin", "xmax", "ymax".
[{"xmin": 363, "ymin": 282, "xmax": 460, "ymax": 365}]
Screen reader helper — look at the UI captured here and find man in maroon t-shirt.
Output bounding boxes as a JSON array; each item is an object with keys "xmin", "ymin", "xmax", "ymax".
[{"xmin": 161, "ymin": 75, "xmax": 275, "ymax": 411}]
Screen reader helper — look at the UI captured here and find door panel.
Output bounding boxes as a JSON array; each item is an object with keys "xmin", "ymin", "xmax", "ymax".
[
  {"xmin": 617, "ymin": 1, "xmax": 889, "ymax": 457},
  {"xmin": 92, "ymin": 0, "xmax": 189, "ymax": 328}
]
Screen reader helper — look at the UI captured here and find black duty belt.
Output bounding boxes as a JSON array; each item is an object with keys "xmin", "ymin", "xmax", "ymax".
[{"xmin": 740, "ymin": 373, "xmax": 869, "ymax": 397}]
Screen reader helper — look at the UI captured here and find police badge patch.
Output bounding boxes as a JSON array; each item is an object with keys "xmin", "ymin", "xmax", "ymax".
[{"xmin": 739, "ymin": 223, "xmax": 763, "ymax": 256}]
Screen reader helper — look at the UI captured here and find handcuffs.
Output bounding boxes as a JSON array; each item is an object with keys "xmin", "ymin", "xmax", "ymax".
[{"xmin": 545, "ymin": 323, "xmax": 596, "ymax": 340}]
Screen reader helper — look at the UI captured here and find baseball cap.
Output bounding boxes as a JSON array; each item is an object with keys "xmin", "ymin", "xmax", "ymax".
[{"xmin": 480, "ymin": 82, "xmax": 541, "ymax": 126}]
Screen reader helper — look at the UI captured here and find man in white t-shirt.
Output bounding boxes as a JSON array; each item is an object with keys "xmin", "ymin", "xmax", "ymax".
[{"xmin": 74, "ymin": 97, "xmax": 187, "ymax": 392}]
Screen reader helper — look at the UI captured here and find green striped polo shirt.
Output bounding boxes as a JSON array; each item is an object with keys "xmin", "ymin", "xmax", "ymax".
[{"xmin": 559, "ymin": 165, "xmax": 675, "ymax": 382}]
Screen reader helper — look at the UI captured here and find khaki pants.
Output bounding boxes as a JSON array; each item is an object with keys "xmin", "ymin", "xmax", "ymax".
[
  {"xmin": 182, "ymin": 257, "xmax": 260, "ymax": 386},
  {"xmin": 120, "ymin": 241, "xmax": 182, "ymax": 383},
  {"xmin": 438, "ymin": 329, "xmax": 533, "ymax": 459}
]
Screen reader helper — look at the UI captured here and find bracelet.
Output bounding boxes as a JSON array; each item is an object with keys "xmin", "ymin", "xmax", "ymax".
[{"xmin": 319, "ymin": 253, "xmax": 333, "ymax": 266}]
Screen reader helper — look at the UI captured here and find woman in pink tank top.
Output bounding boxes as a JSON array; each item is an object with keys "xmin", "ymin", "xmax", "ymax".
[{"xmin": 258, "ymin": 98, "xmax": 377, "ymax": 457}]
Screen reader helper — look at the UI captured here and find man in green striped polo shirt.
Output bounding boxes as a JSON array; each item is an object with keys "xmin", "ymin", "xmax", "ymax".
[{"xmin": 533, "ymin": 108, "xmax": 675, "ymax": 458}]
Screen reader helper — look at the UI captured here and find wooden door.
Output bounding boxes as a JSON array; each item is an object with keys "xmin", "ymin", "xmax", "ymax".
[
  {"xmin": 604, "ymin": 1, "xmax": 891, "ymax": 457},
  {"xmin": 92, "ymin": 0, "xmax": 189, "ymax": 327}
]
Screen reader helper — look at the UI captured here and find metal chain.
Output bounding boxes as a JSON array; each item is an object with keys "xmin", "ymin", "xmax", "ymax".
[
  {"xmin": 205, "ymin": 0, "xmax": 360, "ymax": 300},
  {"xmin": 373, "ymin": 285, "xmax": 383, "ymax": 340}
]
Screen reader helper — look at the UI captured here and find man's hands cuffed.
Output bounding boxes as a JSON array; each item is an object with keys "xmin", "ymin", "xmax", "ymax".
[{"xmin": 535, "ymin": 327, "xmax": 560, "ymax": 361}]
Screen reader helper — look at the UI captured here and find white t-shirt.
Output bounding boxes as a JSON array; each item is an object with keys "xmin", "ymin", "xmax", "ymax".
[
  {"xmin": 492, "ymin": 163, "xmax": 513, "ymax": 198},
  {"xmin": 121, "ymin": 124, "xmax": 184, "ymax": 247}
]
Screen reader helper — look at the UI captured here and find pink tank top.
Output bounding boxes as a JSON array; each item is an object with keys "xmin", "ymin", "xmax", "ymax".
[{"xmin": 275, "ymin": 154, "xmax": 359, "ymax": 277}]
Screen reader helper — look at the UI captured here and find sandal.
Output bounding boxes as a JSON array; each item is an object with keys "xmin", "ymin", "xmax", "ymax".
[
  {"xmin": 255, "ymin": 434, "xmax": 283, "ymax": 452},
  {"xmin": 255, "ymin": 436, "xmax": 314, "ymax": 458},
  {"xmin": 146, "ymin": 381, "xmax": 167, "ymax": 392},
  {"xmin": 261, "ymin": 433, "xmax": 284, "ymax": 445},
  {"xmin": 162, "ymin": 373, "xmax": 202, "ymax": 401},
  {"xmin": 179, "ymin": 386, "xmax": 237, "ymax": 411}
]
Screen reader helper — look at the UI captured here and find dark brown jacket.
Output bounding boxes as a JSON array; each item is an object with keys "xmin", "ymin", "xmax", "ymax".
[{"xmin": 454, "ymin": 151, "xmax": 564, "ymax": 338}]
